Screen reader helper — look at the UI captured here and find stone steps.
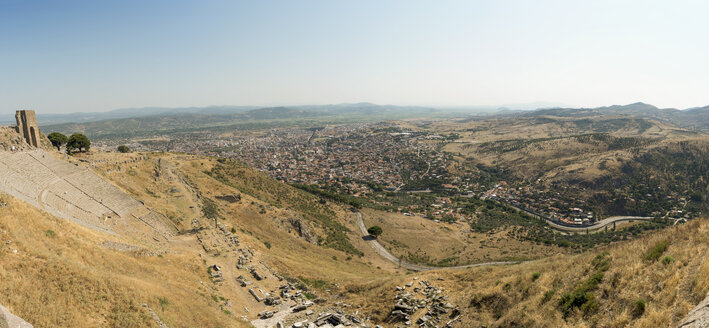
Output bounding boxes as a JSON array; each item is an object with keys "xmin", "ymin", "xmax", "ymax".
[{"xmin": 0, "ymin": 149, "xmax": 173, "ymax": 238}]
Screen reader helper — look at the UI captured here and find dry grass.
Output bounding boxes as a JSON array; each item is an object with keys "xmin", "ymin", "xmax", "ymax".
[
  {"xmin": 360, "ymin": 208, "xmax": 566, "ymax": 266},
  {"xmin": 347, "ymin": 218, "xmax": 709, "ymax": 327},
  {"xmin": 0, "ymin": 196, "xmax": 246, "ymax": 328},
  {"xmin": 2, "ymin": 148, "xmax": 706, "ymax": 328}
]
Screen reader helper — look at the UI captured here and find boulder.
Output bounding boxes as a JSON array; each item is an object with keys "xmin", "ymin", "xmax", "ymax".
[
  {"xmin": 0, "ymin": 305, "xmax": 33, "ymax": 328},
  {"xmin": 677, "ymin": 293, "xmax": 709, "ymax": 328}
]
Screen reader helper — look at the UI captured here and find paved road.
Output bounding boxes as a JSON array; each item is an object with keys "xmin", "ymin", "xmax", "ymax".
[
  {"xmin": 355, "ymin": 212, "xmax": 520, "ymax": 271},
  {"xmin": 545, "ymin": 216, "xmax": 653, "ymax": 232},
  {"xmin": 502, "ymin": 201, "xmax": 653, "ymax": 232}
]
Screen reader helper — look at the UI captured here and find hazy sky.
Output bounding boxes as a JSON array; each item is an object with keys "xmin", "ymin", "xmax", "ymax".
[{"xmin": 2, "ymin": 0, "xmax": 708, "ymax": 114}]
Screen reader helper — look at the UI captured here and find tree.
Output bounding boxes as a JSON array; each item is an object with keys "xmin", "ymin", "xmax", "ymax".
[
  {"xmin": 47, "ymin": 132, "xmax": 68, "ymax": 151},
  {"xmin": 367, "ymin": 225, "xmax": 383, "ymax": 238},
  {"xmin": 117, "ymin": 145, "xmax": 130, "ymax": 153},
  {"xmin": 66, "ymin": 133, "xmax": 91, "ymax": 153}
]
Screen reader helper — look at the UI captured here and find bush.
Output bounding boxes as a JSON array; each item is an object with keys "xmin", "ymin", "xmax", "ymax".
[
  {"xmin": 532, "ymin": 272, "xmax": 541, "ymax": 281},
  {"xmin": 661, "ymin": 255, "xmax": 675, "ymax": 265},
  {"xmin": 45, "ymin": 230, "xmax": 56, "ymax": 238},
  {"xmin": 117, "ymin": 145, "xmax": 130, "ymax": 153},
  {"xmin": 264, "ymin": 241, "xmax": 271, "ymax": 249},
  {"xmin": 633, "ymin": 298, "xmax": 646, "ymax": 317},
  {"xmin": 644, "ymin": 240, "xmax": 669, "ymax": 261},
  {"xmin": 541, "ymin": 289, "xmax": 556, "ymax": 304},
  {"xmin": 158, "ymin": 297, "xmax": 169, "ymax": 309}
]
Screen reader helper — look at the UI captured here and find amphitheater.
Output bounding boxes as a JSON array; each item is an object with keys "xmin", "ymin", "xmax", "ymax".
[{"xmin": 0, "ymin": 127, "xmax": 175, "ymax": 240}]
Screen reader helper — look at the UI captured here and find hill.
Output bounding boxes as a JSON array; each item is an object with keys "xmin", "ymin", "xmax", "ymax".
[
  {"xmin": 348, "ymin": 218, "xmax": 709, "ymax": 327},
  {"xmin": 40, "ymin": 103, "xmax": 442, "ymax": 140},
  {"xmin": 0, "ymin": 124, "xmax": 707, "ymax": 327},
  {"xmin": 517, "ymin": 102, "xmax": 709, "ymax": 132},
  {"xmin": 440, "ymin": 115, "xmax": 709, "ymax": 218}
]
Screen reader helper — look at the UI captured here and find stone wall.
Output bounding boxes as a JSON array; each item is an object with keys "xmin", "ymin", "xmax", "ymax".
[{"xmin": 14, "ymin": 110, "xmax": 40, "ymax": 148}]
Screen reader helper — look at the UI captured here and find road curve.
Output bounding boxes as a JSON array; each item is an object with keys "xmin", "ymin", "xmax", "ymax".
[
  {"xmin": 502, "ymin": 202, "xmax": 653, "ymax": 232},
  {"xmin": 544, "ymin": 216, "xmax": 653, "ymax": 232},
  {"xmin": 355, "ymin": 212, "xmax": 520, "ymax": 271}
]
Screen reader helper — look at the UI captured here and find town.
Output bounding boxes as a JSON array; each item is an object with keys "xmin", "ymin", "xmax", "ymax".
[{"xmin": 92, "ymin": 122, "xmax": 696, "ymax": 227}]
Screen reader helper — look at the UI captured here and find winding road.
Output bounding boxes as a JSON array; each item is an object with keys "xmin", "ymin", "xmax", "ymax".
[
  {"xmin": 499, "ymin": 200, "xmax": 653, "ymax": 232},
  {"xmin": 544, "ymin": 216, "xmax": 653, "ymax": 232},
  {"xmin": 355, "ymin": 212, "xmax": 520, "ymax": 271}
]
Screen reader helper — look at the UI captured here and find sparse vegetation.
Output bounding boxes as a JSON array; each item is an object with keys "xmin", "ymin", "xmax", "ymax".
[
  {"xmin": 633, "ymin": 298, "xmax": 646, "ymax": 317},
  {"xmin": 662, "ymin": 255, "xmax": 675, "ymax": 265},
  {"xmin": 644, "ymin": 240, "xmax": 669, "ymax": 262}
]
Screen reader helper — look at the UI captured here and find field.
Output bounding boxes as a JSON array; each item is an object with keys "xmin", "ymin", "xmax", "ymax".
[{"xmin": 360, "ymin": 208, "xmax": 567, "ymax": 266}]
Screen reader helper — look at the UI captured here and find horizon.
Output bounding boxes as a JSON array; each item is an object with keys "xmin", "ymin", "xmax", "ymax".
[
  {"xmin": 2, "ymin": 100, "xmax": 708, "ymax": 123},
  {"xmin": 2, "ymin": 0, "xmax": 709, "ymax": 114}
]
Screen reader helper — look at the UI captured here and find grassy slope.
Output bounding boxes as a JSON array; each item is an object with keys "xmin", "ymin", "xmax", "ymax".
[
  {"xmin": 3, "ymin": 148, "xmax": 707, "ymax": 327},
  {"xmin": 89, "ymin": 151, "xmax": 393, "ymax": 281},
  {"xmin": 348, "ymin": 219, "xmax": 709, "ymax": 327},
  {"xmin": 0, "ymin": 196, "xmax": 244, "ymax": 328}
]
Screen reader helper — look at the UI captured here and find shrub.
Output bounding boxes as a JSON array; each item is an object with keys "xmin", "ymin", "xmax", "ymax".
[
  {"xmin": 158, "ymin": 297, "xmax": 169, "ymax": 309},
  {"xmin": 264, "ymin": 241, "xmax": 271, "ymax": 249},
  {"xmin": 644, "ymin": 240, "xmax": 669, "ymax": 261},
  {"xmin": 532, "ymin": 272, "xmax": 541, "ymax": 281},
  {"xmin": 45, "ymin": 230, "xmax": 56, "ymax": 238},
  {"xmin": 633, "ymin": 298, "xmax": 646, "ymax": 317},
  {"xmin": 661, "ymin": 255, "xmax": 675, "ymax": 265},
  {"xmin": 541, "ymin": 289, "xmax": 556, "ymax": 304},
  {"xmin": 117, "ymin": 145, "xmax": 130, "ymax": 153}
]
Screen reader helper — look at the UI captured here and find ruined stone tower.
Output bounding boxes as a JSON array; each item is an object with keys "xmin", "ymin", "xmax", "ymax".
[{"xmin": 15, "ymin": 110, "xmax": 40, "ymax": 147}]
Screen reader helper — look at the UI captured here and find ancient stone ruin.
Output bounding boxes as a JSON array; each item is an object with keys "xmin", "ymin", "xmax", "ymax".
[
  {"xmin": 0, "ymin": 111, "xmax": 176, "ymax": 240},
  {"xmin": 14, "ymin": 110, "xmax": 40, "ymax": 148}
]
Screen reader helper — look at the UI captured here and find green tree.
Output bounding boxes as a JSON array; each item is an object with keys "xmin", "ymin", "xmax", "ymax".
[
  {"xmin": 47, "ymin": 132, "xmax": 68, "ymax": 151},
  {"xmin": 367, "ymin": 225, "xmax": 383, "ymax": 238},
  {"xmin": 66, "ymin": 133, "xmax": 91, "ymax": 153},
  {"xmin": 117, "ymin": 145, "xmax": 130, "ymax": 153}
]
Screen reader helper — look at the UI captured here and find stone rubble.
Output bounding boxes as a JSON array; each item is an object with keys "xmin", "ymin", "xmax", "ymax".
[{"xmin": 385, "ymin": 279, "xmax": 461, "ymax": 327}]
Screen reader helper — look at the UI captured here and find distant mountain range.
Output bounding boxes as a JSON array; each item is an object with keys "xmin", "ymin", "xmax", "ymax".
[
  {"xmin": 6, "ymin": 101, "xmax": 709, "ymax": 136},
  {"xmin": 515, "ymin": 102, "xmax": 709, "ymax": 131},
  {"xmin": 39, "ymin": 103, "xmax": 445, "ymax": 138}
]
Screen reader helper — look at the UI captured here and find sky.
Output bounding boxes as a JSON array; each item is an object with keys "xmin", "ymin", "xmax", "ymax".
[{"xmin": 1, "ymin": 0, "xmax": 709, "ymax": 114}]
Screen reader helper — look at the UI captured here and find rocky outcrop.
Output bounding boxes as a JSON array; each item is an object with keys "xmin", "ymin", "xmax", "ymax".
[
  {"xmin": 678, "ymin": 293, "xmax": 709, "ymax": 328},
  {"xmin": 286, "ymin": 217, "xmax": 318, "ymax": 244},
  {"xmin": 0, "ymin": 127, "xmax": 36, "ymax": 152},
  {"xmin": 0, "ymin": 305, "xmax": 33, "ymax": 328}
]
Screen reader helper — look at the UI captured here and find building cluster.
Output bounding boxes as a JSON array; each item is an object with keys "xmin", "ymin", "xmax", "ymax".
[{"xmin": 482, "ymin": 182, "xmax": 595, "ymax": 225}]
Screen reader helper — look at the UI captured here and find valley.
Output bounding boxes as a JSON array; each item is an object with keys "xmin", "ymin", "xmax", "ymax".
[{"xmin": 1, "ymin": 104, "xmax": 708, "ymax": 328}]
